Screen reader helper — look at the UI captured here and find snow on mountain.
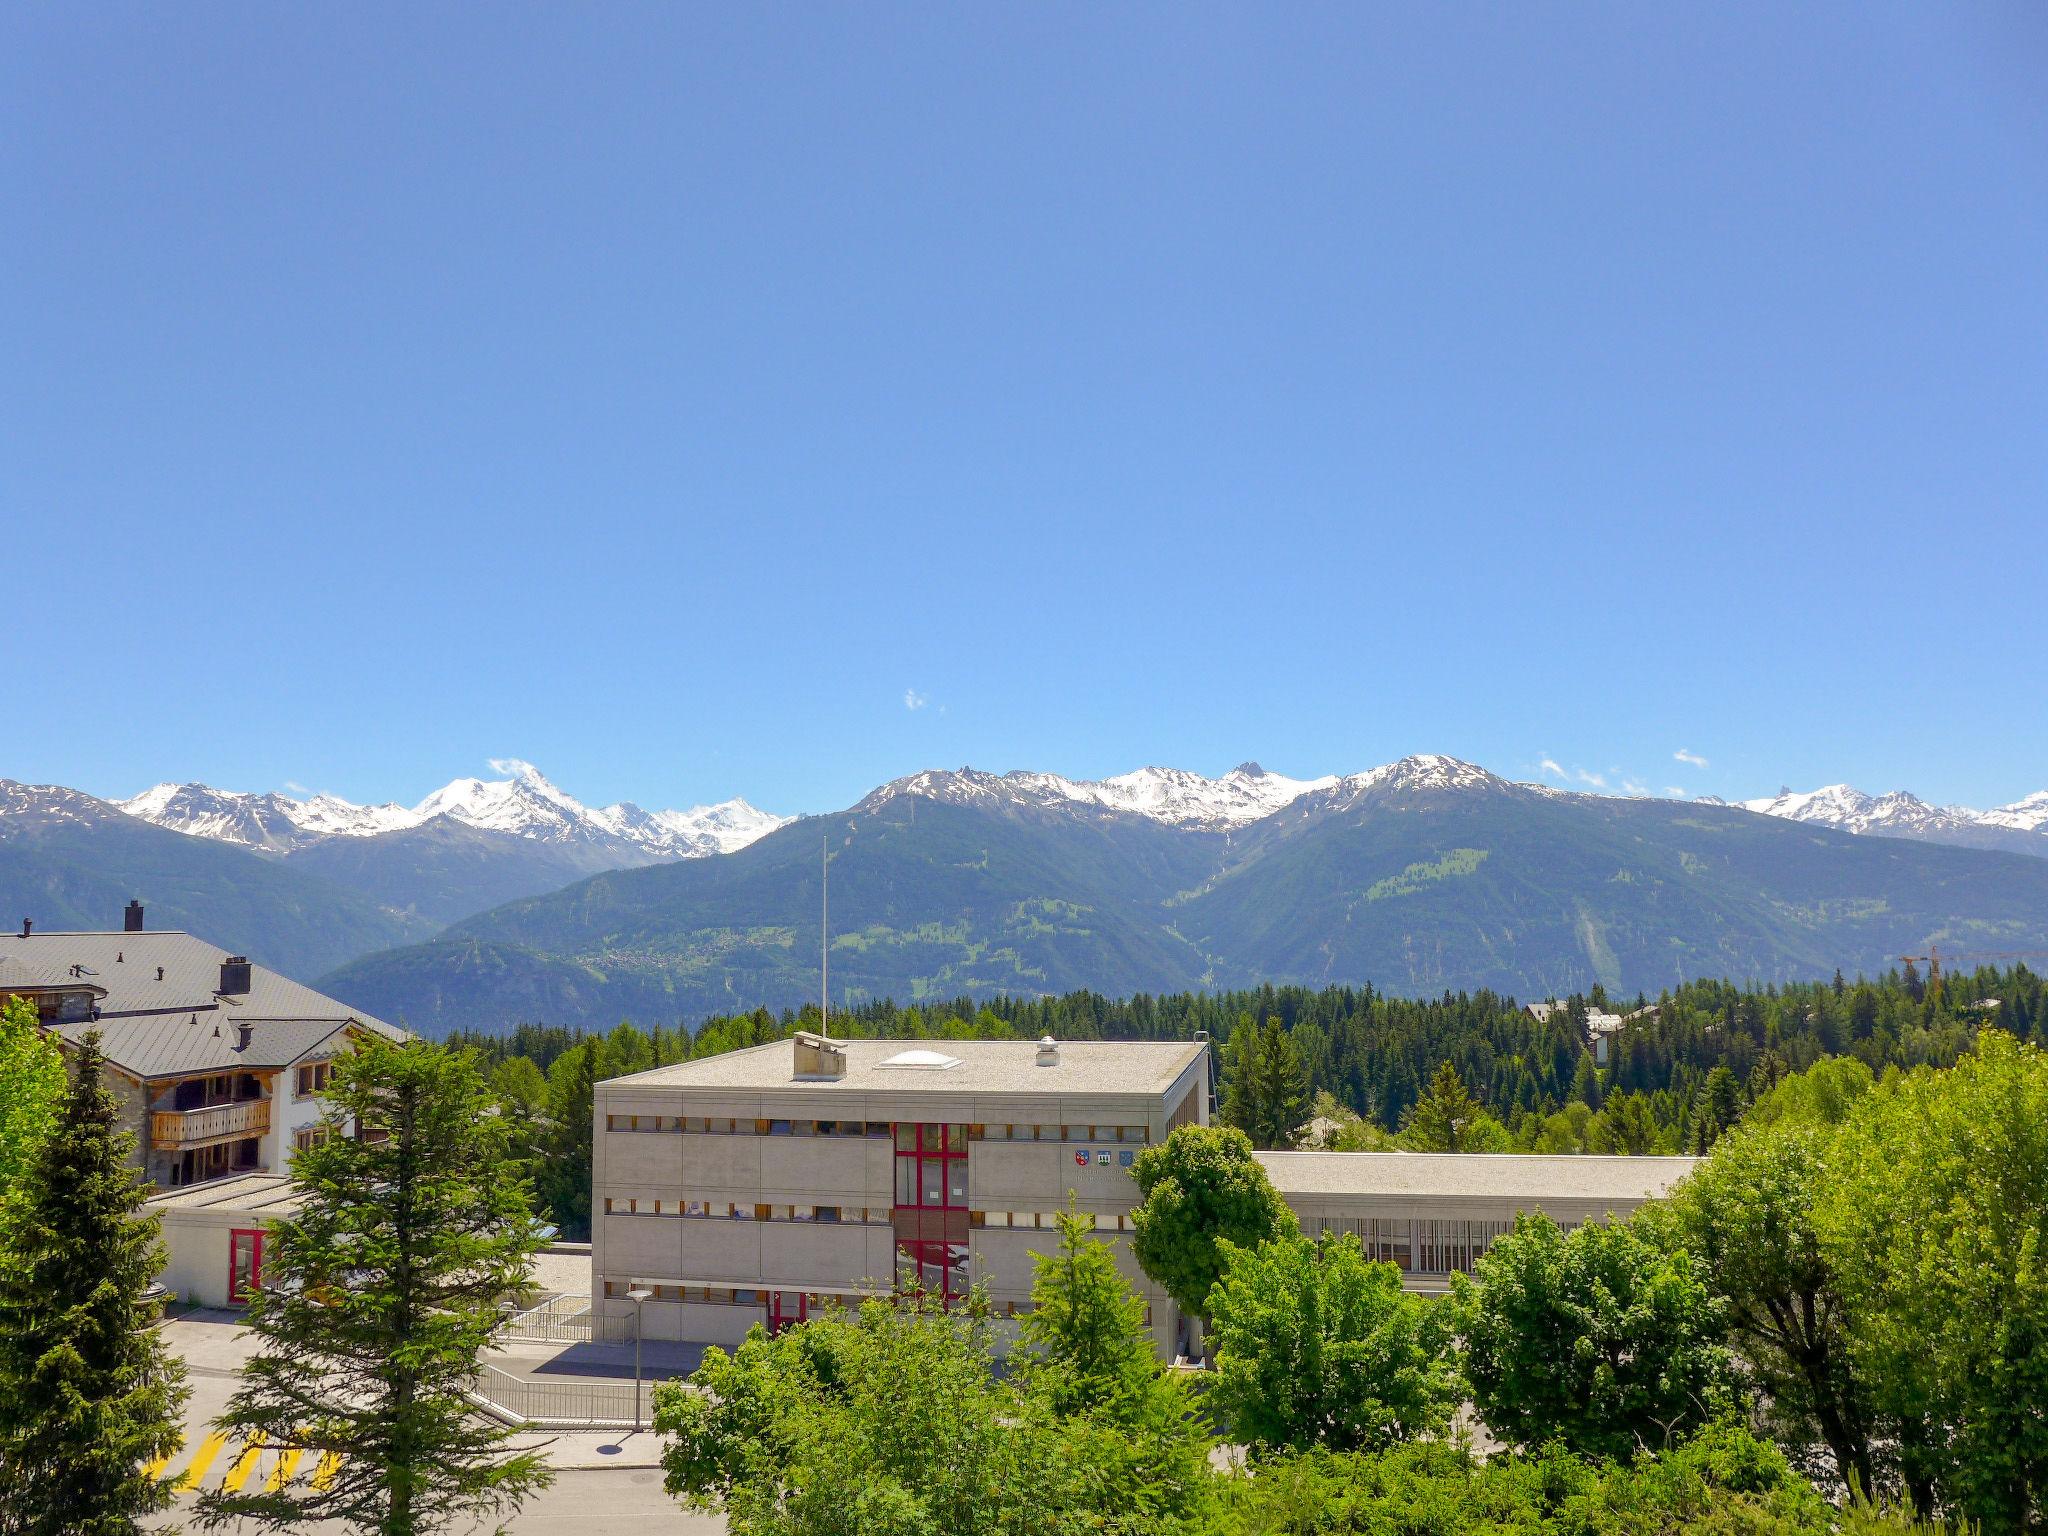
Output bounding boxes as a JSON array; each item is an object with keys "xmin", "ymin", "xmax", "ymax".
[
  {"xmin": 1983, "ymin": 791, "xmax": 2048, "ymax": 833},
  {"xmin": 115, "ymin": 764, "xmax": 790, "ymax": 862},
  {"xmin": 861, "ymin": 756, "xmax": 1504, "ymax": 828},
  {"xmin": 1742, "ymin": 782, "xmax": 2048, "ymax": 857}
]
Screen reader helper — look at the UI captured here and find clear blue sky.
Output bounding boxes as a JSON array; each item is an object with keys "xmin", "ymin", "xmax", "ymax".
[{"xmin": 7, "ymin": 6, "xmax": 2045, "ymax": 816}]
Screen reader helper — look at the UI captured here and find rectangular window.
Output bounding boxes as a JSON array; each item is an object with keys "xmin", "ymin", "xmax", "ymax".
[
  {"xmin": 295, "ymin": 1061, "xmax": 333, "ymax": 1097},
  {"xmin": 814, "ymin": 1205, "xmax": 840, "ymax": 1223},
  {"xmin": 293, "ymin": 1125, "xmax": 332, "ymax": 1154}
]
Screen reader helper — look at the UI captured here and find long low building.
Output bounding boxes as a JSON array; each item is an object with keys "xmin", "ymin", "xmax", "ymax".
[{"xmin": 592, "ymin": 1033, "xmax": 1697, "ymax": 1357}]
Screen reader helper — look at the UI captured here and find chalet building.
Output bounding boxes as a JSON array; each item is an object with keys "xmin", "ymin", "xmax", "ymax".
[
  {"xmin": 591, "ymin": 1033, "xmax": 1696, "ymax": 1359},
  {"xmin": 0, "ymin": 904, "xmax": 399, "ymax": 1304}
]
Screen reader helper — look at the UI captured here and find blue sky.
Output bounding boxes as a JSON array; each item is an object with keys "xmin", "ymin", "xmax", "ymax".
[{"xmin": 7, "ymin": 6, "xmax": 2045, "ymax": 816}]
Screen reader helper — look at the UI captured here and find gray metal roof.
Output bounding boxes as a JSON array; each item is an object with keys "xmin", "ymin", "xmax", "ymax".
[
  {"xmin": 0, "ymin": 929, "xmax": 399, "ymax": 1079},
  {"xmin": 144, "ymin": 1173, "xmax": 306, "ymax": 1218}
]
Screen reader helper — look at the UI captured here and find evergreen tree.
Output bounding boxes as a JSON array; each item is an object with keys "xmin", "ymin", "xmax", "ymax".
[
  {"xmin": 537, "ymin": 1040, "xmax": 599, "ymax": 1239},
  {"xmin": 0, "ymin": 1034, "xmax": 187, "ymax": 1536},
  {"xmin": 1401, "ymin": 1062, "xmax": 1510, "ymax": 1152},
  {"xmin": 198, "ymin": 1035, "xmax": 550, "ymax": 1535},
  {"xmin": 1018, "ymin": 1204, "xmax": 1161, "ymax": 1417},
  {"xmin": 1220, "ymin": 1017, "xmax": 1312, "ymax": 1150}
]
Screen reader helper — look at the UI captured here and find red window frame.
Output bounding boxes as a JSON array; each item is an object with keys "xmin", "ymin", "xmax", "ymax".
[
  {"xmin": 227, "ymin": 1227, "xmax": 265, "ymax": 1304},
  {"xmin": 892, "ymin": 1122, "xmax": 968, "ymax": 1304}
]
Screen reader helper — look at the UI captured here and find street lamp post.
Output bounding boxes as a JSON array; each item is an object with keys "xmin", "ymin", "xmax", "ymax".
[{"xmin": 626, "ymin": 1287, "xmax": 653, "ymax": 1433}]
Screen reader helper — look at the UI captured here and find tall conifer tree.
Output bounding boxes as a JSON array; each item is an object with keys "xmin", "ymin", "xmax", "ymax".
[
  {"xmin": 0, "ymin": 1033, "xmax": 187, "ymax": 1536},
  {"xmin": 198, "ymin": 1035, "xmax": 549, "ymax": 1536}
]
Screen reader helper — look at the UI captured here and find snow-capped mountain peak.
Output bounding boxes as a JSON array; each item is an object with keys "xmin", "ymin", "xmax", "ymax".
[
  {"xmin": 115, "ymin": 765, "xmax": 791, "ymax": 863},
  {"xmin": 861, "ymin": 756, "xmax": 1504, "ymax": 829},
  {"xmin": 1742, "ymin": 780, "xmax": 2048, "ymax": 858}
]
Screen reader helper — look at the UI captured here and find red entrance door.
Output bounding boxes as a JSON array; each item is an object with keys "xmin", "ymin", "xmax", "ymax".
[
  {"xmin": 228, "ymin": 1228, "xmax": 265, "ymax": 1304},
  {"xmin": 765, "ymin": 1290, "xmax": 808, "ymax": 1335}
]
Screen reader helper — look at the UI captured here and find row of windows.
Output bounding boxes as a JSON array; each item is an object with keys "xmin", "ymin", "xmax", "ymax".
[
  {"xmin": 604, "ymin": 1115, "xmax": 1150, "ymax": 1145},
  {"xmin": 598, "ymin": 1279, "xmax": 1070, "ymax": 1319},
  {"xmin": 604, "ymin": 1198, "xmax": 889, "ymax": 1223},
  {"xmin": 602, "ymin": 1198, "xmax": 1135, "ymax": 1232},
  {"xmin": 1311, "ymin": 1216, "xmax": 1547, "ymax": 1274}
]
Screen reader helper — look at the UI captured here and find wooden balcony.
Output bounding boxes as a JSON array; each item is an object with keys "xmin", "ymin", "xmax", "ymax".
[{"xmin": 151, "ymin": 1098, "xmax": 270, "ymax": 1150}]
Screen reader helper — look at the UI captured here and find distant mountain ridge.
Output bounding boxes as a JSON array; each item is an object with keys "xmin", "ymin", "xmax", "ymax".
[
  {"xmin": 118, "ymin": 763, "xmax": 786, "ymax": 861},
  {"xmin": 316, "ymin": 754, "xmax": 2048, "ymax": 1037},
  {"xmin": 1741, "ymin": 783, "xmax": 2048, "ymax": 859}
]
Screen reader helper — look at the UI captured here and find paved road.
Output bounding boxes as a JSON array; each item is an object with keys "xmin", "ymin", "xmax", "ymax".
[{"xmin": 149, "ymin": 1467, "xmax": 723, "ymax": 1532}]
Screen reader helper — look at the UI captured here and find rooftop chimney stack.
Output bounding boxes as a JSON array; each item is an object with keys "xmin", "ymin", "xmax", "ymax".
[
  {"xmin": 1036, "ymin": 1035, "xmax": 1061, "ymax": 1067},
  {"xmin": 219, "ymin": 956, "xmax": 252, "ymax": 996},
  {"xmin": 19, "ymin": 918, "xmax": 30, "ymax": 938},
  {"xmin": 236, "ymin": 1021, "xmax": 254, "ymax": 1051},
  {"xmin": 793, "ymin": 1031, "xmax": 848, "ymax": 1080},
  {"xmin": 124, "ymin": 900, "xmax": 144, "ymax": 933}
]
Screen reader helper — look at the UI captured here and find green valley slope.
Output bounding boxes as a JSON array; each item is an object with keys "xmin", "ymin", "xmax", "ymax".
[{"xmin": 318, "ymin": 761, "xmax": 2048, "ymax": 1035}]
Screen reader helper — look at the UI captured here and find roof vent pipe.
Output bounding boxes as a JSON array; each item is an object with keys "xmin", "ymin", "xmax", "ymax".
[
  {"xmin": 19, "ymin": 918, "xmax": 31, "ymax": 938},
  {"xmin": 1036, "ymin": 1035, "xmax": 1060, "ymax": 1067},
  {"xmin": 236, "ymin": 1021, "xmax": 253, "ymax": 1051}
]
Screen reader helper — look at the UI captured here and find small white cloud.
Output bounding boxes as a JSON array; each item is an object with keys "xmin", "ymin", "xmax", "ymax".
[
  {"xmin": 903, "ymin": 688, "xmax": 928, "ymax": 712},
  {"xmin": 282, "ymin": 780, "xmax": 309, "ymax": 795},
  {"xmin": 489, "ymin": 757, "xmax": 539, "ymax": 779},
  {"xmin": 1539, "ymin": 758, "xmax": 1567, "ymax": 779},
  {"xmin": 1674, "ymin": 748, "xmax": 1709, "ymax": 769},
  {"xmin": 1576, "ymin": 768, "xmax": 1609, "ymax": 790},
  {"xmin": 1622, "ymin": 779, "xmax": 1650, "ymax": 796},
  {"xmin": 1665, "ymin": 786, "xmax": 1689, "ymax": 797}
]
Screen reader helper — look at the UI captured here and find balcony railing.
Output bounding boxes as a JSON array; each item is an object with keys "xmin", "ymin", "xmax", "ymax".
[{"xmin": 150, "ymin": 1098, "xmax": 271, "ymax": 1150}]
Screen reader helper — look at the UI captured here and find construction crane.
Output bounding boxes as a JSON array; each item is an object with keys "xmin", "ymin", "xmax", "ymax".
[{"xmin": 1896, "ymin": 946, "xmax": 2048, "ymax": 998}]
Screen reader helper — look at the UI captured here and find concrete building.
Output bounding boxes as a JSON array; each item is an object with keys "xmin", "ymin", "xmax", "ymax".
[
  {"xmin": 591, "ymin": 1032, "xmax": 1697, "ymax": 1356},
  {"xmin": 1256, "ymin": 1149, "xmax": 1697, "ymax": 1293},
  {"xmin": 0, "ymin": 907, "xmax": 399, "ymax": 1304}
]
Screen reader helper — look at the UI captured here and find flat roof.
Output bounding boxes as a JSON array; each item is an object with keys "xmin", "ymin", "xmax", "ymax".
[
  {"xmin": 145, "ymin": 1173, "xmax": 306, "ymax": 1218},
  {"xmin": 1255, "ymin": 1150, "xmax": 1699, "ymax": 1202},
  {"xmin": 605, "ymin": 1037, "xmax": 1206, "ymax": 1098}
]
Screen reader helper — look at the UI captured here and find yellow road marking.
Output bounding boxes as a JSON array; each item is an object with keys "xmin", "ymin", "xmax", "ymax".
[
  {"xmin": 263, "ymin": 1448, "xmax": 304, "ymax": 1492},
  {"xmin": 312, "ymin": 1451, "xmax": 343, "ymax": 1490},
  {"xmin": 174, "ymin": 1431, "xmax": 229, "ymax": 1492},
  {"xmin": 142, "ymin": 1434, "xmax": 182, "ymax": 1481},
  {"xmin": 221, "ymin": 1443, "xmax": 264, "ymax": 1492}
]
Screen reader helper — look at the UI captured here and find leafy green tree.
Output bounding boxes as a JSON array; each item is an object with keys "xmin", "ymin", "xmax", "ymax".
[
  {"xmin": 0, "ymin": 995, "xmax": 64, "ymax": 1249},
  {"xmin": 1670, "ymin": 1119, "xmax": 1873, "ymax": 1493},
  {"xmin": 1207, "ymin": 1231, "xmax": 1458, "ymax": 1455},
  {"xmin": 1400, "ymin": 1061, "xmax": 1510, "ymax": 1152},
  {"xmin": 1455, "ymin": 1211, "xmax": 1735, "ymax": 1459},
  {"xmin": 1130, "ymin": 1123, "xmax": 1295, "ymax": 1328},
  {"xmin": 0, "ymin": 1033, "xmax": 187, "ymax": 1536},
  {"xmin": 1817, "ymin": 1029, "xmax": 2048, "ymax": 1531},
  {"xmin": 656, "ymin": 1289, "xmax": 1207, "ymax": 1535},
  {"xmin": 1746, "ymin": 1055, "xmax": 1874, "ymax": 1129},
  {"xmin": 1196, "ymin": 1420, "xmax": 1845, "ymax": 1536},
  {"xmin": 199, "ymin": 1035, "xmax": 550, "ymax": 1535},
  {"xmin": 1220, "ymin": 1016, "xmax": 1312, "ymax": 1150}
]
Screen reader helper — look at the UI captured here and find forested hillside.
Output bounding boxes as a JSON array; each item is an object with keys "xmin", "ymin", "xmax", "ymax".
[{"xmin": 321, "ymin": 761, "xmax": 2048, "ymax": 1033}]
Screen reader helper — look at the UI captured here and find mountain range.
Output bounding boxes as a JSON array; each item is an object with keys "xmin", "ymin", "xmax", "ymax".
[
  {"xmin": 313, "ymin": 756, "xmax": 2048, "ymax": 1036},
  {"xmin": 7, "ymin": 757, "xmax": 2045, "ymax": 1032}
]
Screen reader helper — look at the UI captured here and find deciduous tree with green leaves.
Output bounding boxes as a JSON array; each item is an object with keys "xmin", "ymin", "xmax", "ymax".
[
  {"xmin": 1669, "ymin": 1119, "xmax": 1873, "ymax": 1494},
  {"xmin": 0, "ymin": 1033, "xmax": 187, "ymax": 1536},
  {"xmin": 1816, "ymin": 1029, "xmax": 2048, "ymax": 1533},
  {"xmin": 198, "ymin": 1035, "xmax": 549, "ymax": 1536},
  {"xmin": 0, "ymin": 994, "xmax": 64, "ymax": 1253},
  {"xmin": 1130, "ymin": 1123, "xmax": 1295, "ymax": 1330},
  {"xmin": 1207, "ymin": 1230, "xmax": 1458, "ymax": 1455},
  {"xmin": 1454, "ymin": 1211, "xmax": 1735, "ymax": 1460}
]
